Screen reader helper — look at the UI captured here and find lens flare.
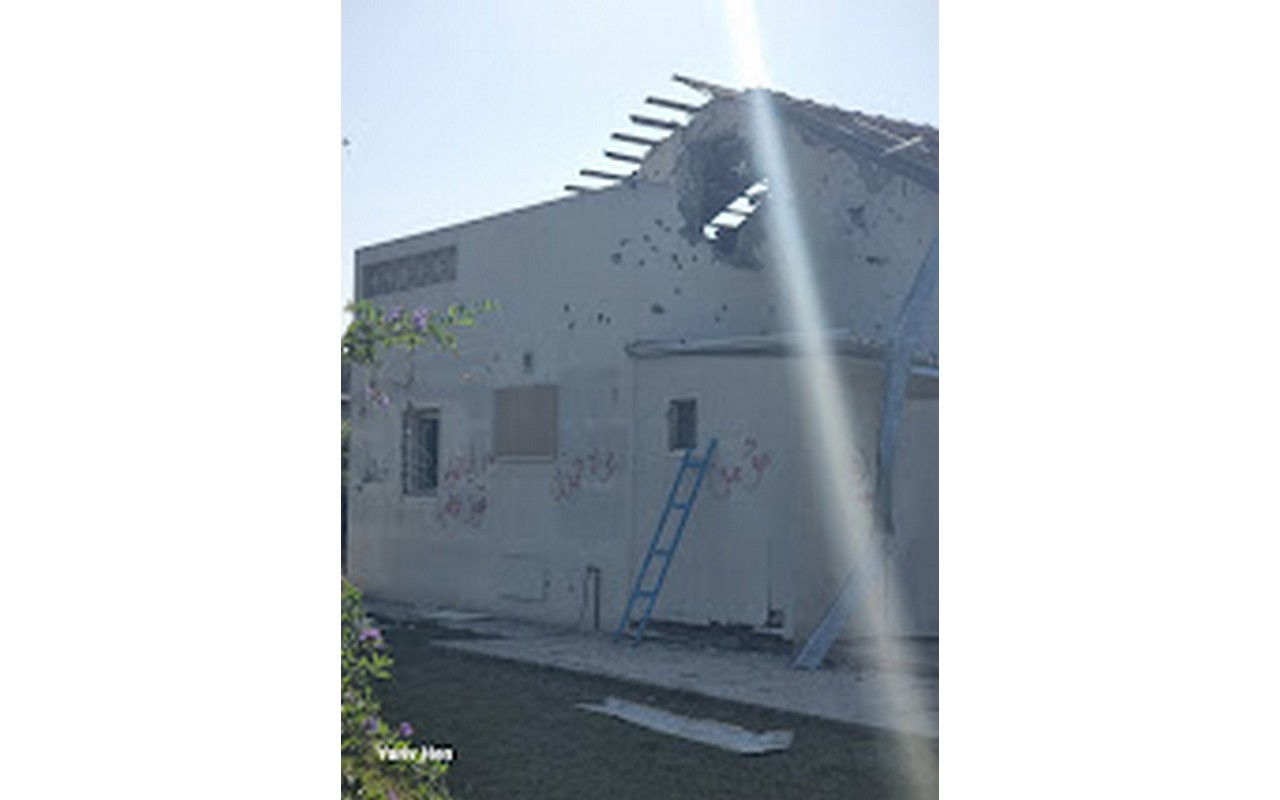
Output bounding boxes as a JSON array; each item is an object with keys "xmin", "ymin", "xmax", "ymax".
[{"xmin": 723, "ymin": 0, "xmax": 936, "ymax": 792}]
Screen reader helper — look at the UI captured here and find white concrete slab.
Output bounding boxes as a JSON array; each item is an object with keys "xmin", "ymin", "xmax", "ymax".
[{"xmin": 577, "ymin": 696, "xmax": 793, "ymax": 754}]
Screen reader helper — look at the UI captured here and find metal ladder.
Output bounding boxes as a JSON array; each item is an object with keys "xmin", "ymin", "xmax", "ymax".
[{"xmin": 614, "ymin": 437, "xmax": 718, "ymax": 644}]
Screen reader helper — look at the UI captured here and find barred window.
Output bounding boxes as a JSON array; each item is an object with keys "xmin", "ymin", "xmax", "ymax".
[
  {"xmin": 667, "ymin": 398, "xmax": 697, "ymax": 451},
  {"xmin": 493, "ymin": 385, "xmax": 557, "ymax": 460},
  {"xmin": 402, "ymin": 408, "xmax": 440, "ymax": 496}
]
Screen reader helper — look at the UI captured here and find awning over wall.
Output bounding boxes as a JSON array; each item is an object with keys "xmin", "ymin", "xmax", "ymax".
[{"xmin": 626, "ymin": 330, "xmax": 938, "ymax": 377}]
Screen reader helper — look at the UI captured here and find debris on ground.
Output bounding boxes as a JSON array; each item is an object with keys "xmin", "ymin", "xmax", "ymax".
[{"xmin": 577, "ymin": 696, "xmax": 793, "ymax": 755}]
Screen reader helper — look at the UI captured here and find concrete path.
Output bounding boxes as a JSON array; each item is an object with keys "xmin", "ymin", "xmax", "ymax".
[{"xmin": 368, "ymin": 601, "xmax": 938, "ymax": 739}]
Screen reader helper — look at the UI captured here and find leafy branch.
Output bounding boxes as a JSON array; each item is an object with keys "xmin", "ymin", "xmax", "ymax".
[
  {"xmin": 342, "ymin": 299, "xmax": 496, "ymax": 368},
  {"xmin": 342, "ymin": 580, "xmax": 450, "ymax": 799}
]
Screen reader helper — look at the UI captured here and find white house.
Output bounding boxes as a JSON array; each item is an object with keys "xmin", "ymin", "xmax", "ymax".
[{"xmin": 346, "ymin": 77, "xmax": 938, "ymax": 652}]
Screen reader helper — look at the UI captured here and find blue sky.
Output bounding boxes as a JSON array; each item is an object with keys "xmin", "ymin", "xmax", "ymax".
[{"xmin": 341, "ymin": 0, "xmax": 937, "ymax": 303}]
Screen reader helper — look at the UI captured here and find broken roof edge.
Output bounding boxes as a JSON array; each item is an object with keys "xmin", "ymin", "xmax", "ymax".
[
  {"xmin": 683, "ymin": 80, "xmax": 939, "ymax": 146},
  {"xmin": 781, "ymin": 101, "xmax": 938, "ymax": 193},
  {"xmin": 672, "ymin": 73, "xmax": 737, "ymax": 99},
  {"xmin": 662, "ymin": 74, "xmax": 938, "ymax": 193},
  {"xmin": 626, "ymin": 330, "xmax": 939, "ymax": 372},
  {"xmin": 359, "ymin": 76, "xmax": 939, "ymax": 266}
]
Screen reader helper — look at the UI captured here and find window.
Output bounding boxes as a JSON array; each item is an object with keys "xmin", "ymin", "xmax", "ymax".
[
  {"xmin": 494, "ymin": 385, "xmax": 557, "ymax": 459},
  {"xmin": 667, "ymin": 399, "xmax": 697, "ymax": 451},
  {"xmin": 402, "ymin": 408, "xmax": 440, "ymax": 496}
]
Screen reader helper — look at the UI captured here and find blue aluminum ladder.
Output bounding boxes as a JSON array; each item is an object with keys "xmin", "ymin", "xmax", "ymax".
[{"xmin": 614, "ymin": 438, "xmax": 718, "ymax": 644}]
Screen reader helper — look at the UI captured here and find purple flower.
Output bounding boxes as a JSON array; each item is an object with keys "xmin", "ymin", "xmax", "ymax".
[
  {"xmin": 412, "ymin": 307, "xmax": 430, "ymax": 333},
  {"xmin": 359, "ymin": 627, "xmax": 382, "ymax": 644},
  {"xmin": 364, "ymin": 386, "xmax": 391, "ymax": 408},
  {"xmin": 382, "ymin": 306, "xmax": 403, "ymax": 324},
  {"xmin": 398, "ymin": 721, "xmax": 413, "ymax": 738},
  {"xmin": 388, "ymin": 791, "xmax": 398, "ymax": 800},
  {"xmin": 363, "ymin": 715, "xmax": 379, "ymax": 733}
]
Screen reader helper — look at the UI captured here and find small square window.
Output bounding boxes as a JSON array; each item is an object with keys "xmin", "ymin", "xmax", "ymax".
[
  {"xmin": 667, "ymin": 399, "xmax": 697, "ymax": 451},
  {"xmin": 402, "ymin": 408, "xmax": 440, "ymax": 496}
]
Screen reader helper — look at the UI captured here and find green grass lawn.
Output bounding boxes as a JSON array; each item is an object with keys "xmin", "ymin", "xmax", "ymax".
[{"xmin": 378, "ymin": 623, "xmax": 938, "ymax": 800}]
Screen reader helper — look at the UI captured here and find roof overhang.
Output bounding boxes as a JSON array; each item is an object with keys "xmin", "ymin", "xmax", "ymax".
[{"xmin": 626, "ymin": 330, "xmax": 938, "ymax": 375}]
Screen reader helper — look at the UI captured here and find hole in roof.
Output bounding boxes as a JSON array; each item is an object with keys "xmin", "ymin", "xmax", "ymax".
[{"xmin": 701, "ymin": 179, "xmax": 769, "ymax": 242}]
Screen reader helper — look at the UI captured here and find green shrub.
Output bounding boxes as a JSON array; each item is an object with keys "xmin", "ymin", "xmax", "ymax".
[
  {"xmin": 342, "ymin": 579, "xmax": 450, "ymax": 800},
  {"xmin": 342, "ymin": 299, "xmax": 494, "ymax": 368}
]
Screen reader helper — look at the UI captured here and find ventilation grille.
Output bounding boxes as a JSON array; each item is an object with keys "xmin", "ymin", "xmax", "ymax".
[{"xmin": 361, "ymin": 245, "xmax": 457, "ymax": 298}]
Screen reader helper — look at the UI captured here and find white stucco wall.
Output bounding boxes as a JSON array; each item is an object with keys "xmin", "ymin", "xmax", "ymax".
[
  {"xmin": 632, "ymin": 354, "xmax": 938, "ymax": 640},
  {"xmin": 631, "ymin": 355, "xmax": 800, "ymax": 636},
  {"xmin": 347, "ymin": 179, "xmax": 781, "ymax": 627},
  {"xmin": 346, "ymin": 102, "xmax": 939, "ymax": 639}
]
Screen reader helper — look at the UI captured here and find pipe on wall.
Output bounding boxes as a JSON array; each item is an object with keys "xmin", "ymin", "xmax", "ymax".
[{"xmin": 587, "ymin": 565, "xmax": 602, "ymax": 631}]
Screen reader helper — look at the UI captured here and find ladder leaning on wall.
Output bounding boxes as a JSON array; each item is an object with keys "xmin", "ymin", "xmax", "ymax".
[{"xmin": 614, "ymin": 437, "xmax": 718, "ymax": 644}]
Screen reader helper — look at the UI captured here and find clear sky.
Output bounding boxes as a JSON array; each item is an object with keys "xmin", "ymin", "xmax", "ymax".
[{"xmin": 341, "ymin": 0, "xmax": 937, "ymax": 304}]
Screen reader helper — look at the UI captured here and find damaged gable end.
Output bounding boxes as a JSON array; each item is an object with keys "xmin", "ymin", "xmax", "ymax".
[{"xmin": 633, "ymin": 85, "xmax": 936, "ymax": 274}]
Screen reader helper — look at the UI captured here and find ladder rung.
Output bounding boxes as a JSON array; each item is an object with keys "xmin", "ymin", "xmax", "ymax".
[{"xmin": 616, "ymin": 437, "xmax": 717, "ymax": 645}]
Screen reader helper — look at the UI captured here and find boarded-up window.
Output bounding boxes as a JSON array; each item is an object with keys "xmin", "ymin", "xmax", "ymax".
[
  {"xmin": 667, "ymin": 398, "xmax": 697, "ymax": 451},
  {"xmin": 494, "ymin": 385, "xmax": 557, "ymax": 459}
]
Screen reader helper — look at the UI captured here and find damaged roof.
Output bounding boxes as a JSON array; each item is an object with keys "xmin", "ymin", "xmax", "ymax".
[
  {"xmin": 571, "ymin": 74, "xmax": 938, "ymax": 195},
  {"xmin": 768, "ymin": 89, "xmax": 938, "ymax": 191}
]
